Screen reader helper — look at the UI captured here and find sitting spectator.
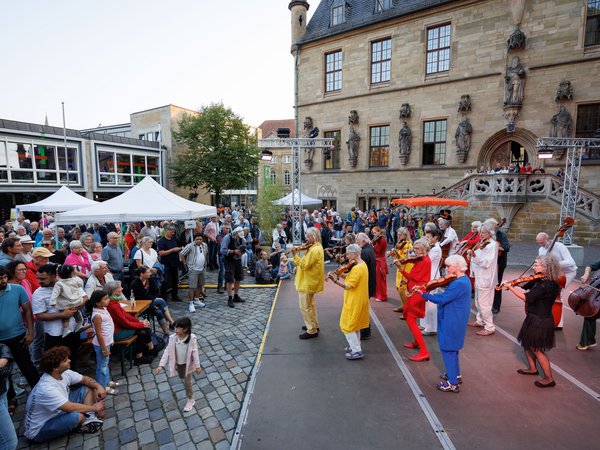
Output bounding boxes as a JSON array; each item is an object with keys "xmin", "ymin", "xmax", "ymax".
[
  {"xmin": 105, "ymin": 281, "xmax": 154, "ymax": 365},
  {"xmin": 24, "ymin": 346, "xmax": 105, "ymax": 443},
  {"xmin": 556, "ymin": 167, "xmax": 565, "ymax": 178},
  {"xmin": 255, "ymin": 251, "xmax": 275, "ymax": 284},
  {"xmin": 51, "ymin": 265, "xmax": 86, "ymax": 337},
  {"xmin": 130, "ymin": 266, "xmax": 175, "ymax": 335},
  {"xmin": 276, "ymin": 254, "xmax": 292, "ymax": 280},
  {"xmin": 64, "ymin": 240, "xmax": 91, "ymax": 281}
]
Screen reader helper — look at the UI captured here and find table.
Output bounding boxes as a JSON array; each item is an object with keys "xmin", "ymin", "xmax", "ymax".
[{"xmin": 120, "ymin": 300, "xmax": 151, "ymax": 317}]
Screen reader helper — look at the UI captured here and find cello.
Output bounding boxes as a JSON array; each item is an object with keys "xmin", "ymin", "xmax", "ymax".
[{"xmin": 568, "ymin": 274, "xmax": 600, "ymax": 319}]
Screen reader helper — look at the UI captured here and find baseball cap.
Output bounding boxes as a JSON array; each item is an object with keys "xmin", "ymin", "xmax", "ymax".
[{"xmin": 32, "ymin": 247, "xmax": 54, "ymax": 258}]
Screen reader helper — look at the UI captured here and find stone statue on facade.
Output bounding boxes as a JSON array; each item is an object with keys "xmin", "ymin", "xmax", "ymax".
[
  {"xmin": 455, "ymin": 118, "xmax": 473, "ymax": 163},
  {"xmin": 303, "ymin": 116, "xmax": 314, "ymax": 169},
  {"xmin": 303, "ymin": 116, "xmax": 313, "ymax": 133},
  {"xmin": 550, "ymin": 106, "xmax": 572, "ymax": 138},
  {"xmin": 348, "ymin": 110, "xmax": 359, "ymax": 125},
  {"xmin": 457, "ymin": 94, "xmax": 472, "ymax": 113},
  {"xmin": 398, "ymin": 121, "xmax": 412, "ymax": 165},
  {"xmin": 555, "ymin": 80, "xmax": 573, "ymax": 102},
  {"xmin": 399, "ymin": 103, "xmax": 411, "ymax": 118},
  {"xmin": 504, "ymin": 56, "xmax": 526, "ymax": 106},
  {"xmin": 347, "ymin": 126, "xmax": 360, "ymax": 168},
  {"xmin": 507, "ymin": 25, "xmax": 526, "ymax": 51}
]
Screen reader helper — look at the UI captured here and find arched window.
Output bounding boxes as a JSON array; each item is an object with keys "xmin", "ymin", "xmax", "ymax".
[
  {"xmin": 284, "ymin": 170, "xmax": 291, "ymax": 185},
  {"xmin": 270, "ymin": 170, "xmax": 277, "ymax": 184}
]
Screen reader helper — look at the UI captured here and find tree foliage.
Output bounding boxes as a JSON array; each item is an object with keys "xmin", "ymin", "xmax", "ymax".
[
  {"xmin": 255, "ymin": 181, "xmax": 283, "ymax": 246},
  {"xmin": 171, "ymin": 103, "xmax": 259, "ymax": 204}
]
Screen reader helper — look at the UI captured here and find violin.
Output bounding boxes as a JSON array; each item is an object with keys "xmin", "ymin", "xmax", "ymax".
[
  {"xmin": 399, "ymin": 254, "xmax": 423, "ymax": 265},
  {"xmin": 286, "ymin": 242, "xmax": 313, "ymax": 256},
  {"xmin": 411, "ymin": 274, "xmax": 457, "ymax": 294},
  {"xmin": 388, "ymin": 240, "xmax": 407, "ymax": 259},
  {"xmin": 334, "ymin": 260, "xmax": 357, "ymax": 276},
  {"xmin": 496, "ymin": 273, "xmax": 544, "ymax": 291},
  {"xmin": 469, "ymin": 238, "xmax": 491, "ymax": 254},
  {"xmin": 372, "ymin": 233, "xmax": 383, "ymax": 243}
]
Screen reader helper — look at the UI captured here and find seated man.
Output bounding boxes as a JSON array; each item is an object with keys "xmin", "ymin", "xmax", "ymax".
[
  {"xmin": 24, "ymin": 346, "xmax": 106, "ymax": 443},
  {"xmin": 255, "ymin": 251, "xmax": 275, "ymax": 284}
]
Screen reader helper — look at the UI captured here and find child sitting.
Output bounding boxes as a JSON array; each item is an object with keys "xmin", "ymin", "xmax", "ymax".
[
  {"xmin": 51, "ymin": 264, "xmax": 86, "ymax": 337},
  {"xmin": 276, "ymin": 254, "xmax": 291, "ymax": 280}
]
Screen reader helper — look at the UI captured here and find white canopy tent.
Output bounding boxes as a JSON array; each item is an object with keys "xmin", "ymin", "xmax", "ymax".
[
  {"xmin": 55, "ymin": 176, "xmax": 216, "ymax": 224},
  {"xmin": 273, "ymin": 191, "xmax": 322, "ymax": 207},
  {"xmin": 16, "ymin": 186, "xmax": 98, "ymax": 213}
]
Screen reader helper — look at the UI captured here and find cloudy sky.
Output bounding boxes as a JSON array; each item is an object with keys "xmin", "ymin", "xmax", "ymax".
[{"xmin": 1, "ymin": 0, "xmax": 316, "ymax": 129}]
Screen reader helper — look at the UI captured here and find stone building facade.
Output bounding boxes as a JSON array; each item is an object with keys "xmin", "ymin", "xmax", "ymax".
[{"xmin": 289, "ymin": 0, "xmax": 600, "ymax": 240}]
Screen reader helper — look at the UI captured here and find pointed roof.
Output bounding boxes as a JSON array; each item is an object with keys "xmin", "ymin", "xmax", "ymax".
[
  {"xmin": 258, "ymin": 119, "xmax": 296, "ymax": 138},
  {"xmin": 16, "ymin": 186, "xmax": 98, "ymax": 212}
]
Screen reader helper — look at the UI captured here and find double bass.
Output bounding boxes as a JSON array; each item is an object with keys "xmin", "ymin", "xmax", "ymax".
[{"xmin": 568, "ymin": 274, "xmax": 600, "ymax": 319}]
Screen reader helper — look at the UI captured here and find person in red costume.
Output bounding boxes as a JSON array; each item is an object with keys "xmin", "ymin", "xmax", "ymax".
[
  {"xmin": 400, "ymin": 238, "xmax": 432, "ymax": 361},
  {"xmin": 456, "ymin": 221, "xmax": 481, "ymax": 289},
  {"xmin": 372, "ymin": 226, "xmax": 388, "ymax": 302}
]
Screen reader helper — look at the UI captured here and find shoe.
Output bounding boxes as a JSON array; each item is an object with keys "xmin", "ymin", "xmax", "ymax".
[
  {"xmin": 106, "ymin": 386, "xmax": 119, "ymax": 395},
  {"xmin": 344, "ymin": 346, "xmax": 352, "ymax": 353},
  {"xmin": 422, "ymin": 331, "xmax": 437, "ymax": 336},
  {"xmin": 233, "ymin": 295, "xmax": 245, "ymax": 303},
  {"xmin": 492, "ymin": 308, "xmax": 500, "ymax": 314},
  {"xmin": 476, "ymin": 329, "xmax": 496, "ymax": 336},
  {"xmin": 418, "ymin": 325, "xmax": 425, "ymax": 331},
  {"xmin": 302, "ymin": 326, "xmax": 320, "ymax": 331},
  {"xmin": 80, "ymin": 415, "xmax": 103, "ymax": 433},
  {"xmin": 408, "ymin": 353, "xmax": 430, "ymax": 362},
  {"xmin": 467, "ymin": 321, "xmax": 484, "ymax": 328},
  {"xmin": 590, "ymin": 343, "xmax": 598, "ymax": 348},
  {"xmin": 188, "ymin": 303, "xmax": 196, "ymax": 313},
  {"xmin": 440, "ymin": 373, "xmax": 463, "ymax": 384},
  {"xmin": 345, "ymin": 351, "xmax": 365, "ymax": 360},
  {"xmin": 228, "ymin": 298, "xmax": 235, "ymax": 308},
  {"xmin": 403, "ymin": 342, "xmax": 419, "ymax": 349},
  {"xmin": 436, "ymin": 380, "xmax": 460, "ymax": 393},
  {"xmin": 517, "ymin": 369, "xmax": 539, "ymax": 375},
  {"xmin": 393, "ymin": 306, "xmax": 403, "ymax": 313},
  {"xmin": 374, "ymin": 298, "xmax": 387, "ymax": 302},
  {"xmin": 134, "ymin": 355, "xmax": 153, "ymax": 365},
  {"xmin": 299, "ymin": 331, "xmax": 319, "ymax": 340},
  {"xmin": 534, "ymin": 380, "xmax": 556, "ymax": 388},
  {"xmin": 555, "ymin": 327, "xmax": 563, "ymax": 330},
  {"xmin": 576, "ymin": 344, "xmax": 589, "ymax": 351},
  {"xmin": 193, "ymin": 299, "xmax": 206, "ymax": 308},
  {"xmin": 183, "ymin": 398, "xmax": 196, "ymax": 412},
  {"xmin": 107, "ymin": 381, "xmax": 120, "ymax": 389},
  {"xmin": 217, "ymin": 287, "xmax": 225, "ymax": 294}
]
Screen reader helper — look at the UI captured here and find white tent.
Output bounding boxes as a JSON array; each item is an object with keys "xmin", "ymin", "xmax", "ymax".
[
  {"xmin": 55, "ymin": 176, "xmax": 216, "ymax": 224},
  {"xmin": 273, "ymin": 191, "xmax": 322, "ymax": 207},
  {"xmin": 16, "ymin": 185, "xmax": 98, "ymax": 213}
]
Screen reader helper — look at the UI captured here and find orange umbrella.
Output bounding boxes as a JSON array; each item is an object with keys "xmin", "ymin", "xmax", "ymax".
[{"xmin": 390, "ymin": 196, "xmax": 469, "ymax": 207}]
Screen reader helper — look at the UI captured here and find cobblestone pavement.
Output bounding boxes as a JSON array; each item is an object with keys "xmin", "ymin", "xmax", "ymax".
[{"xmin": 12, "ymin": 275, "xmax": 277, "ymax": 450}]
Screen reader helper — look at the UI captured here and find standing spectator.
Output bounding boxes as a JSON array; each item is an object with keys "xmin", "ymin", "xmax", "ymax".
[
  {"xmin": 124, "ymin": 224, "xmax": 138, "ymax": 259},
  {"xmin": 180, "ymin": 234, "xmax": 208, "ymax": 313},
  {"xmin": 134, "ymin": 237, "xmax": 159, "ymax": 271},
  {"xmin": 0, "ymin": 237, "xmax": 23, "ymax": 267},
  {"xmin": 489, "ymin": 218, "xmax": 510, "ymax": 314},
  {"xmin": 64, "ymin": 240, "xmax": 92, "ymax": 282},
  {"xmin": 26, "ymin": 247, "xmax": 53, "ymax": 292},
  {"xmin": 204, "ymin": 216, "xmax": 220, "ymax": 270},
  {"xmin": 90, "ymin": 242, "xmax": 104, "ymax": 262},
  {"xmin": 90, "ymin": 290, "xmax": 115, "ymax": 390},
  {"xmin": 87, "ymin": 223, "xmax": 108, "ymax": 245},
  {"xmin": 220, "ymin": 227, "xmax": 246, "ymax": 308},
  {"xmin": 0, "ymin": 343, "xmax": 17, "ymax": 450},
  {"xmin": 42, "ymin": 240, "xmax": 65, "ymax": 265},
  {"xmin": 29, "ymin": 221, "xmax": 40, "ymax": 242},
  {"xmin": 101, "ymin": 232, "xmax": 124, "ymax": 281},
  {"xmin": 216, "ymin": 223, "xmax": 231, "ymax": 294},
  {"xmin": 157, "ymin": 226, "xmax": 182, "ymax": 302},
  {"xmin": 16, "ymin": 235, "xmax": 35, "ymax": 263}
]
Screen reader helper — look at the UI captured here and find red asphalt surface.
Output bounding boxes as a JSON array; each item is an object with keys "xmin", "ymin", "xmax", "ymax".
[{"xmin": 237, "ymin": 265, "xmax": 600, "ymax": 450}]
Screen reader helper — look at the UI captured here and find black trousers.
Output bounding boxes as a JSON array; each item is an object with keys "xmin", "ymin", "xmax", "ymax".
[
  {"xmin": 207, "ymin": 240, "xmax": 219, "ymax": 270},
  {"xmin": 580, "ymin": 317, "xmax": 597, "ymax": 346},
  {"xmin": 161, "ymin": 265, "xmax": 180, "ymax": 301},
  {"xmin": 0, "ymin": 333, "xmax": 40, "ymax": 388},
  {"xmin": 493, "ymin": 262, "xmax": 507, "ymax": 311}
]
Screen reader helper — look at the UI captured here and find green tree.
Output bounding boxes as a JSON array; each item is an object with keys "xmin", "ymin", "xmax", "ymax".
[
  {"xmin": 255, "ymin": 181, "xmax": 283, "ymax": 246},
  {"xmin": 171, "ymin": 103, "xmax": 259, "ymax": 204}
]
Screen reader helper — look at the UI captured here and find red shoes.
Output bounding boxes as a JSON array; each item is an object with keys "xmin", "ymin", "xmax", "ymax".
[
  {"xmin": 403, "ymin": 342, "xmax": 419, "ymax": 349},
  {"xmin": 408, "ymin": 353, "xmax": 430, "ymax": 362}
]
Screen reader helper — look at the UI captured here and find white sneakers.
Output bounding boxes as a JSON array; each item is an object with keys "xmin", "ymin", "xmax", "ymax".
[
  {"xmin": 183, "ymin": 398, "xmax": 196, "ymax": 412},
  {"xmin": 188, "ymin": 298, "xmax": 206, "ymax": 313},
  {"xmin": 188, "ymin": 303, "xmax": 196, "ymax": 313}
]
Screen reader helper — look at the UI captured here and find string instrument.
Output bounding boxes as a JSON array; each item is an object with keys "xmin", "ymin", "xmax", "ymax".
[
  {"xmin": 285, "ymin": 242, "xmax": 313, "ymax": 256},
  {"xmin": 568, "ymin": 274, "xmax": 600, "ymax": 318},
  {"xmin": 467, "ymin": 238, "xmax": 491, "ymax": 256},
  {"xmin": 411, "ymin": 274, "xmax": 457, "ymax": 294},
  {"xmin": 372, "ymin": 233, "xmax": 383, "ymax": 243},
  {"xmin": 399, "ymin": 254, "xmax": 423, "ymax": 265},
  {"xmin": 496, "ymin": 273, "xmax": 544, "ymax": 291},
  {"xmin": 455, "ymin": 234, "xmax": 477, "ymax": 256},
  {"xmin": 326, "ymin": 259, "xmax": 357, "ymax": 282},
  {"xmin": 388, "ymin": 240, "xmax": 407, "ymax": 263}
]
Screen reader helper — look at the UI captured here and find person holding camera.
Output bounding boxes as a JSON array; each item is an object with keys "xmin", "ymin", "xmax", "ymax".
[{"xmin": 220, "ymin": 227, "xmax": 246, "ymax": 308}]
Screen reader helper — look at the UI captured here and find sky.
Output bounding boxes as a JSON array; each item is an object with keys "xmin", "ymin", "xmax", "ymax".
[{"xmin": 0, "ymin": 0, "xmax": 316, "ymax": 130}]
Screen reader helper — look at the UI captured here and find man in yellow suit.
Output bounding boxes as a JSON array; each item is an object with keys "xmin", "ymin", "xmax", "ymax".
[
  {"xmin": 327, "ymin": 243, "xmax": 370, "ymax": 359},
  {"xmin": 293, "ymin": 227, "xmax": 324, "ymax": 339}
]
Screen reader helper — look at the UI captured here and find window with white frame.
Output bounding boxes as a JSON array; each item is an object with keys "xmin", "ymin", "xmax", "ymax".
[
  {"xmin": 270, "ymin": 169, "xmax": 277, "ymax": 184},
  {"xmin": 325, "ymin": 50, "xmax": 343, "ymax": 92},
  {"xmin": 331, "ymin": 1, "xmax": 345, "ymax": 26},
  {"xmin": 426, "ymin": 24, "xmax": 451, "ymax": 75},
  {"xmin": 283, "ymin": 155, "xmax": 291, "ymax": 164},
  {"xmin": 371, "ymin": 38, "xmax": 392, "ymax": 84},
  {"xmin": 284, "ymin": 170, "xmax": 291, "ymax": 185},
  {"xmin": 96, "ymin": 147, "xmax": 161, "ymax": 186},
  {"xmin": 375, "ymin": 0, "xmax": 392, "ymax": 13}
]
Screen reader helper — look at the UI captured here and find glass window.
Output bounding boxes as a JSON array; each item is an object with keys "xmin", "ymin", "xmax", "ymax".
[
  {"xmin": 0, "ymin": 141, "xmax": 7, "ymax": 181},
  {"xmin": 270, "ymin": 170, "xmax": 277, "ymax": 184},
  {"xmin": 117, "ymin": 174, "xmax": 132, "ymax": 186},
  {"xmin": 147, "ymin": 156, "xmax": 159, "ymax": 175},
  {"xmin": 324, "ymin": 130, "xmax": 341, "ymax": 169},
  {"xmin": 98, "ymin": 150, "xmax": 115, "ymax": 173},
  {"xmin": 57, "ymin": 146, "xmax": 78, "ymax": 172},
  {"xmin": 283, "ymin": 155, "xmax": 291, "ymax": 164},
  {"xmin": 325, "ymin": 50, "xmax": 343, "ymax": 92},
  {"xmin": 59, "ymin": 173, "xmax": 78, "ymax": 184},
  {"xmin": 331, "ymin": 4, "xmax": 344, "ymax": 26},
  {"xmin": 133, "ymin": 154, "xmax": 146, "ymax": 182},
  {"xmin": 426, "ymin": 24, "xmax": 451, "ymax": 74},
  {"xmin": 371, "ymin": 38, "xmax": 392, "ymax": 84},
  {"xmin": 576, "ymin": 103, "xmax": 600, "ymax": 159},
  {"xmin": 586, "ymin": 1, "xmax": 600, "ymax": 47},
  {"xmin": 138, "ymin": 134, "xmax": 145, "ymax": 140},
  {"xmin": 284, "ymin": 170, "xmax": 291, "ymax": 185},
  {"xmin": 375, "ymin": 0, "xmax": 392, "ymax": 13},
  {"xmin": 34, "ymin": 144, "xmax": 57, "ymax": 171},
  {"xmin": 116, "ymin": 153, "xmax": 131, "ymax": 174},
  {"xmin": 7, "ymin": 142, "xmax": 33, "ymax": 170},
  {"xmin": 369, "ymin": 125, "xmax": 390, "ymax": 168},
  {"xmin": 154, "ymin": 131, "xmax": 161, "ymax": 142},
  {"xmin": 422, "ymin": 120, "xmax": 447, "ymax": 165}
]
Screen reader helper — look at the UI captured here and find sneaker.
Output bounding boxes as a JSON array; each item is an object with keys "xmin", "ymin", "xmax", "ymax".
[
  {"xmin": 183, "ymin": 398, "xmax": 196, "ymax": 412},
  {"xmin": 422, "ymin": 331, "xmax": 437, "ymax": 336},
  {"xmin": 188, "ymin": 303, "xmax": 196, "ymax": 313},
  {"xmin": 440, "ymin": 373, "xmax": 463, "ymax": 384},
  {"xmin": 299, "ymin": 331, "xmax": 318, "ymax": 339},
  {"xmin": 345, "ymin": 351, "xmax": 365, "ymax": 360},
  {"xmin": 228, "ymin": 298, "xmax": 235, "ymax": 308},
  {"xmin": 80, "ymin": 415, "xmax": 103, "ymax": 433},
  {"xmin": 193, "ymin": 299, "xmax": 206, "ymax": 308},
  {"xmin": 436, "ymin": 380, "xmax": 460, "ymax": 393},
  {"xmin": 576, "ymin": 343, "xmax": 589, "ymax": 350},
  {"xmin": 476, "ymin": 329, "xmax": 496, "ymax": 336},
  {"xmin": 217, "ymin": 286, "xmax": 225, "ymax": 294}
]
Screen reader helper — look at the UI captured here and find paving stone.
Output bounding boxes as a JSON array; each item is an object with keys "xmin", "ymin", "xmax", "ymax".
[
  {"xmin": 136, "ymin": 418, "xmax": 152, "ymax": 433},
  {"xmin": 215, "ymin": 408, "xmax": 230, "ymax": 421},
  {"xmin": 139, "ymin": 429, "xmax": 156, "ymax": 445},
  {"xmin": 103, "ymin": 438, "xmax": 120, "ymax": 450},
  {"xmin": 122, "ymin": 442, "xmax": 141, "ymax": 450},
  {"xmin": 173, "ymin": 430, "xmax": 192, "ymax": 446},
  {"xmin": 221, "ymin": 392, "xmax": 235, "ymax": 404},
  {"xmin": 153, "ymin": 418, "xmax": 169, "ymax": 432},
  {"xmin": 222, "ymin": 417, "xmax": 236, "ymax": 431},
  {"xmin": 102, "ymin": 427, "xmax": 119, "ymax": 441},
  {"xmin": 149, "ymin": 407, "xmax": 165, "ymax": 421},
  {"xmin": 134, "ymin": 408, "xmax": 150, "ymax": 421},
  {"xmin": 119, "ymin": 426, "xmax": 137, "ymax": 444},
  {"xmin": 128, "ymin": 382, "xmax": 143, "ymax": 393},
  {"xmin": 209, "ymin": 398, "xmax": 226, "ymax": 410},
  {"xmin": 185, "ymin": 413, "xmax": 203, "ymax": 429},
  {"xmin": 170, "ymin": 418, "xmax": 187, "ymax": 434},
  {"xmin": 190, "ymin": 425, "xmax": 210, "ymax": 443},
  {"xmin": 156, "ymin": 428, "xmax": 174, "ymax": 446},
  {"xmin": 195, "ymin": 441, "xmax": 216, "ymax": 450},
  {"xmin": 209, "ymin": 425, "xmax": 226, "ymax": 443},
  {"xmin": 216, "ymin": 440, "xmax": 231, "ymax": 450},
  {"xmin": 159, "ymin": 444, "xmax": 177, "ymax": 450},
  {"xmin": 198, "ymin": 407, "xmax": 214, "ymax": 419},
  {"xmin": 204, "ymin": 415, "xmax": 220, "ymax": 430},
  {"xmin": 119, "ymin": 417, "xmax": 134, "ymax": 430}
]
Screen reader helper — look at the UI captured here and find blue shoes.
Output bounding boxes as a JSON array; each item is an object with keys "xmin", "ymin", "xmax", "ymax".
[
  {"xmin": 345, "ymin": 351, "xmax": 365, "ymax": 360},
  {"xmin": 436, "ymin": 380, "xmax": 460, "ymax": 393}
]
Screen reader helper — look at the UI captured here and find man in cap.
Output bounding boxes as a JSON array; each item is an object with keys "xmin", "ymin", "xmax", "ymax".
[
  {"xmin": 16, "ymin": 235, "xmax": 35, "ymax": 263},
  {"xmin": 220, "ymin": 226, "xmax": 246, "ymax": 308}
]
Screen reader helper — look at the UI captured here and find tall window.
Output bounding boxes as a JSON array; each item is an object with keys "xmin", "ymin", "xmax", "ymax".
[
  {"xmin": 371, "ymin": 38, "xmax": 392, "ymax": 84},
  {"xmin": 325, "ymin": 50, "xmax": 343, "ymax": 92},
  {"xmin": 369, "ymin": 125, "xmax": 390, "ymax": 168},
  {"xmin": 426, "ymin": 24, "xmax": 451, "ymax": 74},
  {"xmin": 331, "ymin": 2, "xmax": 345, "ymax": 26},
  {"xmin": 375, "ymin": 0, "xmax": 392, "ymax": 13},
  {"xmin": 324, "ymin": 130, "xmax": 341, "ymax": 169},
  {"xmin": 586, "ymin": 1, "xmax": 600, "ymax": 46},
  {"xmin": 422, "ymin": 120, "xmax": 447, "ymax": 165},
  {"xmin": 576, "ymin": 103, "xmax": 600, "ymax": 159},
  {"xmin": 270, "ymin": 170, "xmax": 277, "ymax": 184},
  {"xmin": 284, "ymin": 170, "xmax": 291, "ymax": 185}
]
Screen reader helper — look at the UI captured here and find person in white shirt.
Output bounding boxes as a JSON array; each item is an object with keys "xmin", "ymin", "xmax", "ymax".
[
  {"xmin": 421, "ymin": 228, "xmax": 443, "ymax": 335},
  {"xmin": 438, "ymin": 218, "xmax": 458, "ymax": 256},
  {"xmin": 180, "ymin": 234, "xmax": 208, "ymax": 312},
  {"xmin": 537, "ymin": 231, "xmax": 577, "ymax": 329},
  {"xmin": 468, "ymin": 223, "xmax": 499, "ymax": 335},
  {"xmin": 134, "ymin": 237, "xmax": 159, "ymax": 272},
  {"xmin": 24, "ymin": 346, "xmax": 105, "ymax": 443}
]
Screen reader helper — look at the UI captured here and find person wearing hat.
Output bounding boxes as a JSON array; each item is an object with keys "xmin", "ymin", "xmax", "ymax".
[
  {"xmin": 16, "ymin": 235, "xmax": 35, "ymax": 263},
  {"xmin": 25, "ymin": 247, "xmax": 54, "ymax": 293},
  {"xmin": 220, "ymin": 226, "xmax": 246, "ymax": 308}
]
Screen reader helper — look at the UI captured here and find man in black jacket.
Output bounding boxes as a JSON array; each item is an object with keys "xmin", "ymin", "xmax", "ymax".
[
  {"xmin": 488, "ymin": 218, "xmax": 510, "ymax": 314},
  {"xmin": 356, "ymin": 232, "xmax": 376, "ymax": 340}
]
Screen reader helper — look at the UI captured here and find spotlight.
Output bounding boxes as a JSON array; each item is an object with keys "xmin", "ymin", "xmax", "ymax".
[
  {"xmin": 538, "ymin": 147, "xmax": 553, "ymax": 159},
  {"xmin": 308, "ymin": 127, "xmax": 320, "ymax": 138}
]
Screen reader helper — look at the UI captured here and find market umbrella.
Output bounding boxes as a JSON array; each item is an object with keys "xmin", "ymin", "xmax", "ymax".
[{"xmin": 390, "ymin": 196, "xmax": 469, "ymax": 207}]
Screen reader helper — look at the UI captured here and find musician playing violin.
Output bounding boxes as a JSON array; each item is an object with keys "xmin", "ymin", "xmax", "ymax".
[
  {"xmin": 576, "ymin": 259, "xmax": 600, "ymax": 351},
  {"xmin": 390, "ymin": 227, "xmax": 413, "ymax": 313},
  {"xmin": 327, "ymin": 244, "xmax": 370, "ymax": 360},
  {"xmin": 372, "ymin": 226, "xmax": 388, "ymax": 302},
  {"xmin": 457, "ymin": 221, "xmax": 481, "ymax": 289},
  {"xmin": 421, "ymin": 229, "xmax": 443, "ymax": 336},
  {"xmin": 503, "ymin": 255, "xmax": 561, "ymax": 388},
  {"xmin": 438, "ymin": 218, "xmax": 459, "ymax": 256},
  {"xmin": 414, "ymin": 255, "xmax": 472, "ymax": 393}
]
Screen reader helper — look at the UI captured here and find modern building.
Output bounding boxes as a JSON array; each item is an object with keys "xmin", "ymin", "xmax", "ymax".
[{"xmin": 288, "ymin": 0, "xmax": 600, "ymax": 243}]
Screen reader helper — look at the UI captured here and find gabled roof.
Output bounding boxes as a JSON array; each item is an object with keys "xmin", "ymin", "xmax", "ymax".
[
  {"xmin": 300, "ymin": 0, "xmax": 458, "ymax": 45},
  {"xmin": 258, "ymin": 119, "xmax": 296, "ymax": 138}
]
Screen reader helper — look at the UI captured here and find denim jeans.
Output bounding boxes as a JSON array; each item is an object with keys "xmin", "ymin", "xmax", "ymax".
[
  {"xmin": 30, "ymin": 386, "xmax": 87, "ymax": 443},
  {"xmin": 0, "ymin": 391, "xmax": 18, "ymax": 450},
  {"xmin": 151, "ymin": 298, "xmax": 169, "ymax": 325},
  {"xmin": 217, "ymin": 254, "xmax": 225, "ymax": 288},
  {"xmin": 30, "ymin": 320, "xmax": 45, "ymax": 372},
  {"xmin": 93, "ymin": 344, "xmax": 112, "ymax": 388}
]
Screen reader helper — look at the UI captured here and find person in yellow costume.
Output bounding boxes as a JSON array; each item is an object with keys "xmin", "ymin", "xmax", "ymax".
[
  {"xmin": 389, "ymin": 227, "xmax": 414, "ymax": 314},
  {"xmin": 327, "ymin": 243, "xmax": 369, "ymax": 360},
  {"xmin": 293, "ymin": 227, "xmax": 324, "ymax": 340}
]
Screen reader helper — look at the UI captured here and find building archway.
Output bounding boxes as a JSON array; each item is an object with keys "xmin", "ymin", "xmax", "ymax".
[{"xmin": 477, "ymin": 128, "xmax": 539, "ymax": 170}]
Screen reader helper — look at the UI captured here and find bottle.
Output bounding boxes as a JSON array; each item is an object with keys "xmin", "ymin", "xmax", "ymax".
[{"xmin": 130, "ymin": 291, "xmax": 136, "ymax": 308}]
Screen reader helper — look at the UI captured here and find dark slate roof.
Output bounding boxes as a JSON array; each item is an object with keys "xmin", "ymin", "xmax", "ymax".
[
  {"xmin": 83, "ymin": 132, "xmax": 160, "ymax": 149},
  {"xmin": 300, "ymin": 0, "xmax": 459, "ymax": 44}
]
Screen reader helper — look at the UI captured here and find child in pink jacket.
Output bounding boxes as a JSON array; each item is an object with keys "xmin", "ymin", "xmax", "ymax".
[{"xmin": 155, "ymin": 317, "xmax": 201, "ymax": 412}]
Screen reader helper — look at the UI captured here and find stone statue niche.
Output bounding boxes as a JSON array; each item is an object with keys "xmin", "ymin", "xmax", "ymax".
[
  {"xmin": 398, "ymin": 122, "xmax": 412, "ymax": 165},
  {"xmin": 549, "ymin": 106, "xmax": 572, "ymax": 160},
  {"xmin": 399, "ymin": 103, "xmax": 411, "ymax": 119},
  {"xmin": 348, "ymin": 110, "xmax": 359, "ymax": 125},
  {"xmin": 303, "ymin": 116, "xmax": 314, "ymax": 169},
  {"xmin": 458, "ymin": 95, "xmax": 471, "ymax": 113},
  {"xmin": 555, "ymin": 80, "xmax": 573, "ymax": 102},
  {"xmin": 504, "ymin": 56, "xmax": 526, "ymax": 107},
  {"xmin": 347, "ymin": 126, "xmax": 360, "ymax": 168},
  {"xmin": 507, "ymin": 25, "xmax": 526, "ymax": 51},
  {"xmin": 455, "ymin": 118, "xmax": 473, "ymax": 163}
]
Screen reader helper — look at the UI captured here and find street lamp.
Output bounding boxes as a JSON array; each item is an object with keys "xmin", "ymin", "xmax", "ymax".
[{"xmin": 260, "ymin": 150, "xmax": 273, "ymax": 161}]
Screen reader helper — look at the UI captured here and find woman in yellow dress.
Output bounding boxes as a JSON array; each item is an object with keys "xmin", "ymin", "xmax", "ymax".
[
  {"xmin": 327, "ymin": 243, "xmax": 370, "ymax": 360},
  {"xmin": 389, "ymin": 227, "xmax": 414, "ymax": 314}
]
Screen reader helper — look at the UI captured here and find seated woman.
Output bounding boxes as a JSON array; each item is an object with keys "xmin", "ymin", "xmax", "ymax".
[
  {"xmin": 130, "ymin": 265, "xmax": 175, "ymax": 335},
  {"xmin": 105, "ymin": 281, "xmax": 155, "ymax": 365}
]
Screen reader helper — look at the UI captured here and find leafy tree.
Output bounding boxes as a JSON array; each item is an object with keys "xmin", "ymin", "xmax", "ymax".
[
  {"xmin": 255, "ymin": 181, "xmax": 283, "ymax": 246},
  {"xmin": 171, "ymin": 103, "xmax": 259, "ymax": 204}
]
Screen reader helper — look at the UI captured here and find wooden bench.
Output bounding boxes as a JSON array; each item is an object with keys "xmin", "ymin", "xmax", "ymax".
[{"xmin": 113, "ymin": 335, "xmax": 138, "ymax": 377}]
